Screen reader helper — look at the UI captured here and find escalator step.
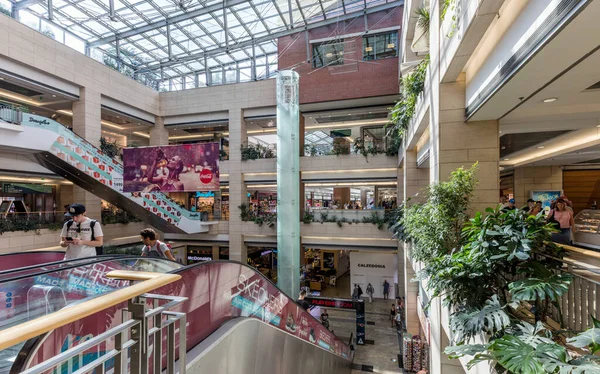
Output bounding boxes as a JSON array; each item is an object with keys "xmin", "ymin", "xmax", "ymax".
[{"xmin": 351, "ymin": 363, "xmax": 375, "ymax": 372}]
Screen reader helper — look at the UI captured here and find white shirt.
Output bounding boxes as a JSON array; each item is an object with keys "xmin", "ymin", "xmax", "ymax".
[
  {"xmin": 60, "ymin": 217, "xmax": 104, "ymax": 260},
  {"xmin": 142, "ymin": 241, "xmax": 170, "ymax": 257}
]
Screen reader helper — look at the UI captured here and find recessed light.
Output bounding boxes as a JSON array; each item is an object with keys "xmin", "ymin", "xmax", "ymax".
[
  {"xmin": 543, "ymin": 97, "xmax": 558, "ymax": 103},
  {"xmin": 52, "ymin": 94, "xmax": 56, "ymax": 97},
  {"xmin": 501, "ymin": 146, "xmax": 506, "ymax": 150},
  {"xmin": 537, "ymin": 146, "xmax": 544, "ymax": 149},
  {"xmin": 596, "ymin": 125, "xmax": 600, "ymax": 128},
  {"xmin": 0, "ymin": 77, "xmax": 4, "ymax": 80},
  {"xmin": 503, "ymin": 158, "xmax": 509, "ymax": 161}
]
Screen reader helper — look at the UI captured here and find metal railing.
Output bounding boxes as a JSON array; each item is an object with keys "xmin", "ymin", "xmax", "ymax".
[
  {"xmin": 542, "ymin": 244, "xmax": 600, "ymax": 331},
  {"xmin": 0, "ymin": 101, "xmax": 24, "ymax": 124},
  {"xmin": 0, "ymin": 270, "xmax": 186, "ymax": 374}
]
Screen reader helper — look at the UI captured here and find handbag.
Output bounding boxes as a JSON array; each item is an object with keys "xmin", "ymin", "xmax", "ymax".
[{"xmin": 547, "ymin": 210, "xmax": 561, "ymax": 229}]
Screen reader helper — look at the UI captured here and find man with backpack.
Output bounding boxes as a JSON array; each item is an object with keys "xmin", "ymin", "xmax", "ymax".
[
  {"xmin": 60, "ymin": 204, "xmax": 104, "ymax": 260},
  {"xmin": 140, "ymin": 228, "xmax": 176, "ymax": 261}
]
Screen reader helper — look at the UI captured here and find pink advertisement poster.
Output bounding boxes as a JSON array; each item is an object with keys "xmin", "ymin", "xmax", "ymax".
[{"xmin": 122, "ymin": 143, "xmax": 219, "ymax": 192}]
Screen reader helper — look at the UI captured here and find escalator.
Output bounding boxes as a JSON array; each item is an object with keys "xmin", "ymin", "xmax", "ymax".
[
  {"xmin": 0, "ymin": 112, "xmax": 213, "ymax": 234},
  {"xmin": 0, "ymin": 257, "xmax": 353, "ymax": 373}
]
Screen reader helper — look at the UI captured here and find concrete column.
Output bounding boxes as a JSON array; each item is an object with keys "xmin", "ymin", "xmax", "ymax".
[
  {"xmin": 212, "ymin": 244, "xmax": 220, "ymax": 260},
  {"xmin": 150, "ymin": 116, "xmax": 169, "ymax": 146},
  {"xmin": 404, "ymin": 245, "xmax": 419, "ymax": 336},
  {"xmin": 72, "ymin": 88, "xmax": 102, "ymax": 220},
  {"xmin": 228, "ymin": 108, "xmax": 247, "ymax": 162},
  {"xmin": 436, "ymin": 75, "xmax": 499, "ymax": 214},
  {"xmin": 404, "ymin": 149, "xmax": 429, "ymax": 203},
  {"xmin": 72, "ymin": 88, "xmax": 101, "ymax": 146},
  {"xmin": 228, "ymin": 107, "xmax": 248, "ymax": 262}
]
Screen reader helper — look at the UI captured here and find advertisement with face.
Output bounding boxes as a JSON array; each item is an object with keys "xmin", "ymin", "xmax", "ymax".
[{"xmin": 122, "ymin": 143, "xmax": 220, "ymax": 192}]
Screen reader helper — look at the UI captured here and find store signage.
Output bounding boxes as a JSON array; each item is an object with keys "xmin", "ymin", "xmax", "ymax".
[
  {"xmin": 358, "ymin": 263, "xmax": 386, "ymax": 268},
  {"xmin": 28, "ymin": 117, "xmax": 50, "ymax": 126},
  {"xmin": 306, "ymin": 298, "xmax": 354, "ymax": 310},
  {"xmin": 260, "ymin": 250, "xmax": 272, "ymax": 256},
  {"xmin": 2, "ymin": 183, "xmax": 52, "ymax": 194},
  {"xmin": 196, "ymin": 191, "xmax": 215, "ymax": 198},
  {"xmin": 187, "ymin": 255, "xmax": 211, "ymax": 262}
]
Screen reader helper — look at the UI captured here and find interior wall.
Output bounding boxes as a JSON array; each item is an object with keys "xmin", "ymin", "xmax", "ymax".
[
  {"xmin": 563, "ymin": 169, "xmax": 600, "ymax": 214},
  {"xmin": 513, "ymin": 166, "xmax": 562, "ymax": 208}
]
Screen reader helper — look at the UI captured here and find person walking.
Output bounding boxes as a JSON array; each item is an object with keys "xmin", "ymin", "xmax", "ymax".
[
  {"xmin": 366, "ymin": 283, "xmax": 375, "ymax": 303},
  {"xmin": 547, "ymin": 198, "xmax": 576, "ymax": 245},
  {"xmin": 383, "ymin": 280, "xmax": 390, "ymax": 300},
  {"xmin": 140, "ymin": 228, "xmax": 176, "ymax": 260},
  {"xmin": 389, "ymin": 303, "xmax": 396, "ymax": 327},
  {"xmin": 352, "ymin": 284, "xmax": 359, "ymax": 300},
  {"xmin": 60, "ymin": 204, "xmax": 104, "ymax": 260},
  {"xmin": 357, "ymin": 284, "xmax": 364, "ymax": 300}
]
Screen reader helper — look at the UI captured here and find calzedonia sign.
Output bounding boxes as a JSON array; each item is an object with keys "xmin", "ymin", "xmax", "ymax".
[{"xmin": 358, "ymin": 264, "xmax": 386, "ymax": 268}]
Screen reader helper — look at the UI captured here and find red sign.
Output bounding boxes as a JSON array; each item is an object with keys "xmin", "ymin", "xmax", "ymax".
[{"xmin": 200, "ymin": 169, "xmax": 213, "ymax": 184}]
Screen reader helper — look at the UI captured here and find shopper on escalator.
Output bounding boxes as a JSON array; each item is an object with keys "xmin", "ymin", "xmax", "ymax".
[
  {"xmin": 60, "ymin": 204, "xmax": 104, "ymax": 260},
  {"xmin": 140, "ymin": 228, "xmax": 176, "ymax": 261},
  {"xmin": 297, "ymin": 289, "xmax": 311, "ymax": 311}
]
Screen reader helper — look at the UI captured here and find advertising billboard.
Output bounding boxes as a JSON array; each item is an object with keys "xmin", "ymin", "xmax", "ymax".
[{"xmin": 122, "ymin": 143, "xmax": 219, "ymax": 192}]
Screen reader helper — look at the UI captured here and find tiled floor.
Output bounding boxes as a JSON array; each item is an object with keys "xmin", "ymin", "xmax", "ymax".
[{"xmin": 312, "ymin": 274, "xmax": 404, "ymax": 373}]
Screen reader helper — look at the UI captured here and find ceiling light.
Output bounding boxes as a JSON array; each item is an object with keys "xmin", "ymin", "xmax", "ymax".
[
  {"xmin": 52, "ymin": 94, "xmax": 56, "ymax": 97},
  {"xmin": 101, "ymin": 120, "xmax": 124, "ymax": 130},
  {"xmin": 133, "ymin": 131, "xmax": 150, "ymax": 138},
  {"xmin": 58, "ymin": 109, "xmax": 73, "ymax": 116},
  {"xmin": 537, "ymin": 146, "xmax": 544, "ymax": 149},
  {"xmin": 503, "ymin": 158, "xmax": 509, "ymax": 161},
  {"xmin": 387, "ymin": 43, "xmax": 395, "ymax": 49},
  {"xmin": 501, "ymin": 146, "xmax": 506, "ymax": 150},
  {"xmin": 596, "ymin": 125, "xmax": 600, "ymax": 128},
  {"xmin": 0, "ymin": 77, "xmax": 4, "ymax": 80},
  {"xmin": 543, "ymin": 97, "xmax": 558, "ymax": 103},
  {"xmin": 365, "ymin": 47, "xmax": 373, "ymax": 52}
]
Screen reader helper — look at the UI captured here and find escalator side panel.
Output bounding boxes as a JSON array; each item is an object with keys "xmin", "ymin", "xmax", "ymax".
[
  {"xmin": 16, "ymin": 261, "xmax": 352, "ymax": 373},
  {"xmin": 188, "ymin": 319, "xmax": 351, "ymax": 374}
]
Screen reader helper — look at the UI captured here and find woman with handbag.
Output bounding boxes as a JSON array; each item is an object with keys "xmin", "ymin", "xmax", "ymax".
[{"xmin": 547, "ymin": 198, "xmax": 576, "ymax": 245}]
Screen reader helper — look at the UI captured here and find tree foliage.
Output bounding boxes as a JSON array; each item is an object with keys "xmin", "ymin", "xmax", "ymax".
[{"xmin": 403, "ymin": 163, "xmax": 478, "ymax": 262}]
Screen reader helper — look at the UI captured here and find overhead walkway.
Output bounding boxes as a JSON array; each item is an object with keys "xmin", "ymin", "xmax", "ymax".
[
  {"xmin": 0, "ymin": 256, "xmax": 353, "ymax": 373},
  {"xmin": 0, "ymin": 109, "xmax": 214, "ymax": 234}
]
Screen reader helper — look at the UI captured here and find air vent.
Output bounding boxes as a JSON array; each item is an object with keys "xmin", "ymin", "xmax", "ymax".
[{"xmin": 315, "ymin": 112, "xmax": 388, "ymax": 124}]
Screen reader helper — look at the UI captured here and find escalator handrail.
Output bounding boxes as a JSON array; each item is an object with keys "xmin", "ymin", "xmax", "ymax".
[
  {"xmin": 0, "ymin": 254, "xmax": 125, "ymax": 277},
  {"xmin": 0, "ymin": 270, "xmax": 181, "ymax": 351},
  {"xmin": 0, "ymin": 256, "xmax": 182, "ymax": 284},
  {"xmin": 0, "ymin": 251, "xmax": 65, "ymax": 258},
  {"xmin": 170, "ymin": 259, "xmax": 353, "ymax": 353}
]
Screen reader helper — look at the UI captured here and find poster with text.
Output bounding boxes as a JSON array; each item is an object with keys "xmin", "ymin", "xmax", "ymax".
[{"xmin": 122, "ymin": 143, "xmax": 219, "ymax": 192}]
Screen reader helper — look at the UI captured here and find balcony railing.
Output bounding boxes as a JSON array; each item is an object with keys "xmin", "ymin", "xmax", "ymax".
[{"xmin": 0, "ymin": 101, "xmax": 24, "ymax": 125}]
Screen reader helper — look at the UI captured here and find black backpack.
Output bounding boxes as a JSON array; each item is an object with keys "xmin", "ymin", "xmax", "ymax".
[{"xmin": 66, "ymin": 219, "xmax": 104, "ymax": 255}]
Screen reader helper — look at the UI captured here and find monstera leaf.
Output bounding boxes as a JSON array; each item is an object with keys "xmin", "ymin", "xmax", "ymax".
[
  {"xmin": 450, "ymin": 295, "xmax": 511, "ymax": 344},
  {"xmin": 509, "ymin": 321, "xmax": 553, "ymax": 347},
  {"xmin": 490, "ymin": 335, "xmax": 546, "ymax": 374},
  {"xmin": 509, "ymin": 273, "xmax": 572, "ymax": 303},
  {"xmin": 567, "ymin": 328, "xmax": 600, "ymax": 355},
  {"xmin": 445, "ymin": 344, "xmax": 493, "ymax": 369}
]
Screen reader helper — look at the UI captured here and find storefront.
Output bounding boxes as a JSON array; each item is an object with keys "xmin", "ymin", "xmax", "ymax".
[
  {"xmin": 0, "ymin": 182, "xmax": 59, "ymax": 221},
  {"xmin": 349, "ymin": 252, "xmax": 397, "ymax": 299},
  {"xmin": 186, "ymin": 246, "xmax": 213, "ymax": 265},
  {"xmin": 247, "ymin": 246, "xmax": 277, "ymax": 281},
  {"xmin": 302, "ymin": 248, "xmax": 350, "ymax": 291}
]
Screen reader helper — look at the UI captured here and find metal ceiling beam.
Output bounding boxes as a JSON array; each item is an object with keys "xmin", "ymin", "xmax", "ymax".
[
  {"xmin": 89, "ymin": 0, "xmax": 249, "ymax": 47},
  {"xmin": 137, "ymin": 1, "xmax": 402, "ymax": 73},
  {"xmin": 14, "ymin": 0, "xmax": 42, "ymax": 11}
]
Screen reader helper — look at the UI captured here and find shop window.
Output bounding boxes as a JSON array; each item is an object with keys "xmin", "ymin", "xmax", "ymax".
[
  {"xmin": 363, "ymin": 32, "xmax": 398, "ymax": 61},
  {"xmin": 312, "ymin": 41, "xmax": 344, "ymax": 68}
]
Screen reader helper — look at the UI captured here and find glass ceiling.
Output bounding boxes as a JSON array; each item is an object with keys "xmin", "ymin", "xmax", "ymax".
[{"xmin": 7, "ymin": 0, "xmax": 397, "ymax": 90}]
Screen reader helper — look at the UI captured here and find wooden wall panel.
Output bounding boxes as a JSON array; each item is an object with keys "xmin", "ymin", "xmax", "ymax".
[{"xmin": 563, "ymin": 170, "xmax": 600, "ymax": 214}]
